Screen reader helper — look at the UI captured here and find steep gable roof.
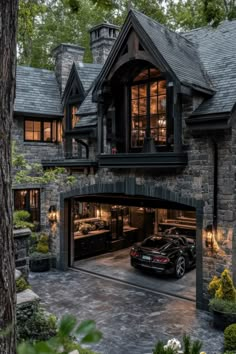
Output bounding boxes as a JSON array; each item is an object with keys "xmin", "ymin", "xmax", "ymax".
[
  {"xmin": 132, "ymin": 10, "xmax": 213, "ymax": 93},
  {"xmin": 93, "ymin": 9, "xmax": 214, "ymax": 100},
  {"xmin": 75, "ymin": 63, "xmax": 102, "ymax": 92},
  {"xmin": 183, "ymin": 20, "xmax": 236, "ymax": 116},
  {"xmin": 15, "ymin": 66, "xmax": 63, "ymax": 117}
]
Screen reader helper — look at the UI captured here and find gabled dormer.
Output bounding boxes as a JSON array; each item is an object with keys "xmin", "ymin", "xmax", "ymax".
[{"xmin": 92, "ymin": 9, "xmax": 214, "ymax": 169}]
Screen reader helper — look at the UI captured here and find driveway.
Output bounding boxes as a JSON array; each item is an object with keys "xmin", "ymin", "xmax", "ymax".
[
  {"xmin": 74, "ymin": 247, "xmax": 196, "ymax": 301},
  {"xmin": 30, "ymin": 270, "xmax": 223, "ymax": 354}
]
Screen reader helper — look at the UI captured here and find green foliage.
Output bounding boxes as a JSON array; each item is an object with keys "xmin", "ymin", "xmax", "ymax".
[
  {"xmin": 12, "ymin": 141, "xmax": 77, "ymax": 186},
  {"xmin": 17, "ymin": 314, "xmax": 102, "ymax": 354},
  {"xmin": 16, "ymin": 276, "xmax": 31, "ymax": 293},
  {"xmin": 208, "ymin": 269, "xmax": 236, "ymax": 301},
  {"xmin": 167, "ymin": 0, "xmax": 236, "ymax": 31},
  {"xmin": 13, "ymin": 210, "xmax": 35, "ymax": 230},
  {"xmin": 153, "ymin": 341, "xmax": 176, "ymax": 354},
  {"xmin": 224, "ymin": 324, "xmax": 236, "ymax": 351},
  {"xmin": 166, "ymin": 0, "xmax": 207, "ymax": 30},
  {"xmin": 209, "ymin": 298, "xmax": 236, "ymax": 313},
  {"xmin": 17, "ymin": 306, "xmax": 57, "ymax": 343},
  {"xmin": 215, "ymin": 270, "xmax": 236, "ymax": 301},
  {"xmin": 153, "ymin": 335, "xmax": 202, "ymax": 354},
  {"xmin": 36, "ymin": 243, "xmax": 49, "ymax": 253},
  {"xmin": 208, "ymin": 275, "xmax": 221, "ymax": 298}
]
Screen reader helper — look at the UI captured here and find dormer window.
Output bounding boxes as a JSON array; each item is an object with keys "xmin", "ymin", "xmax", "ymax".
[
  {"xmin": 71, "ymin": 105, "xmax": 79, "ymax": 128},
  {"xmin": 130, "ymin": 68, "xmax": 167, "ymax": 149}
]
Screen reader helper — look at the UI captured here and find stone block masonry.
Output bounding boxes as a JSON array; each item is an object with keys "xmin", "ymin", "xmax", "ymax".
[{"xmin": 14, "ymin": 228, "xmax": 31, "ymax": 278}]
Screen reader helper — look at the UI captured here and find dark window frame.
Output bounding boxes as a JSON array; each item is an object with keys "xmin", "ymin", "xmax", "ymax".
[
  {"xmin": 14, "ymin": 188, "xmax": 40, "ymax": 228},
  {"xmin": 129, "ymin": 68, "xmax": 167, "ymax": 150},
  {"xmin": 24, "ymin": 118, "xmax": 62, "ymax": 143}
]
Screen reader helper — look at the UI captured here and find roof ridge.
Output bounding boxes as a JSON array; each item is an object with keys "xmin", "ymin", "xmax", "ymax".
[
  {"xmin": 17, "ymin": 65, "xmax": 54, "ymax": 73},
  {"xmin": 184, "ymin": 18, "xmax": 236, "ymax": 35},
  {"xmin": 131, "ymin": 9, "xmax": 200, "ymax": 50}
]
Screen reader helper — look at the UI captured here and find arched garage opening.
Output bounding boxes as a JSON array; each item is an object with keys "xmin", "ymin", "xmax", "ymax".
[{"xmin": 59, "ymin": 178, "xmax": 204, "ymax": 308}]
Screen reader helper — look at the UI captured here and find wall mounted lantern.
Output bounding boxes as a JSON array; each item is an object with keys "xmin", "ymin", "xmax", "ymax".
[
  {"xmin": 205, "ymin": 224, "xmax": 213, "ymax": 249},
  {"xmin": 48, "ymin": 205, "xmax": 57, "ymax": 223}
]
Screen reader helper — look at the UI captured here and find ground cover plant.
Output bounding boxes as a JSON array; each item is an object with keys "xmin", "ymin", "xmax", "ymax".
[
  {"xmin": 17, "ymin": 314, "xmax": 102, "ymax": 354},
  {"xmin": 153, "ymin": 335, "xmax": 203, "ymax": 354}
]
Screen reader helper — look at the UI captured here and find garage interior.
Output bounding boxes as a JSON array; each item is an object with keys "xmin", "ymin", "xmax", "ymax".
[
  {"xmin": 70, "ymin": 194, "xmax": 197, "ymax": 301},
  {"xmin": 71, "ymin": 194, "xmax": 196, "ymax": 259}
]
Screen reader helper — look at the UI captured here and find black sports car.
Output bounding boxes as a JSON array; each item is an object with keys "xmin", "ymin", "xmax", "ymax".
[{"xmin": 130, "ymin": 234, "xmax": 196, "ymax": 278}]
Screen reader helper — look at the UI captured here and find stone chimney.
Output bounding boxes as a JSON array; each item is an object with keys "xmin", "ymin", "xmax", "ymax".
[
  {"xmin": 89, "ymin": 23, "xmax": 120, "ymax": 65},
  {"xmin": 52, "ymin": 43, "xmax": 85, "ymax": 94}
]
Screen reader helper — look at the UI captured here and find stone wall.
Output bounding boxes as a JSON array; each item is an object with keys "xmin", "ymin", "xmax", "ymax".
[
  {"xmin": 55, "ymin": 93, "xmax": 235, "ymax": 309},
  {"xmin": 14, "ymin": 228, "xmax": 31, "ymax": 278}
]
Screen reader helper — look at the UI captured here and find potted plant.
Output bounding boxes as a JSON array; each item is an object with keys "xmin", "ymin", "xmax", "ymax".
[
  {"xmin": 30, "ymin": 232, "xmax": 52, "ymax": 272},
  {"xmin": 208, "ymin": 269, "xmax": 236, "ymax": 330}
]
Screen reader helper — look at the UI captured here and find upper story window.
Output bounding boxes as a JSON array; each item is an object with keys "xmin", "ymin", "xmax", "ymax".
[
  {"xmin": 130, "ymin": 68, "xmax": 167, "ymax": 148},
  {"xmin": 71, "ymin": 105, "xmax": 79, "ymax": 129},
  {"xmin": 24, "ymin": 119, "xmax": 62, "ymax": 143}
]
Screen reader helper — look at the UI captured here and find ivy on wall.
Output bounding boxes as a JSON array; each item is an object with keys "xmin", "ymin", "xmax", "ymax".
[{"xmin": 12, "ymin": 141, "xmax": 77, "ymax": 186}]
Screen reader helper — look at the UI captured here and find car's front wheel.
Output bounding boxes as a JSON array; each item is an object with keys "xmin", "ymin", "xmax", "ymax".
[{"xmin": 175, "ymin": 256, "xmax": 186, "ymax": 279}]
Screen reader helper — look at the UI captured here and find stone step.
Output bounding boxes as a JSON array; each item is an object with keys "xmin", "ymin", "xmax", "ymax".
[{"xmin": 17, "ymin": 288, "xmax": 40, "ymax": 306}]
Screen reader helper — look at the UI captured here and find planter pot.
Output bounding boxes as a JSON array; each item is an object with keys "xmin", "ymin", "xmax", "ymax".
[
  {"xmin": 212, "ymin": 309, "xmax": 236, "ymax": 330},
  {"xmin": 30, "ymin": 256, "xmax": 51, "ymax": 272}
]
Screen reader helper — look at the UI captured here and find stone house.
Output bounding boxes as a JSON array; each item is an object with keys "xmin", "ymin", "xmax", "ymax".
[{"xmin": 13, "ymin": 9, "xmax": 236, "ymax": 309}]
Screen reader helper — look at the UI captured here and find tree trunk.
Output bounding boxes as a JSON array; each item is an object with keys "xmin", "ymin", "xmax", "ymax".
[{"xmin": 0, "ymin": 1, "xmax": 18, "ymax": 353}]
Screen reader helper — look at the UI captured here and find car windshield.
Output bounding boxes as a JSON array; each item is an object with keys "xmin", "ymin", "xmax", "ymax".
[{"xmin": 142, "ymin": 237, "xmax": 169, "ymax": 249}]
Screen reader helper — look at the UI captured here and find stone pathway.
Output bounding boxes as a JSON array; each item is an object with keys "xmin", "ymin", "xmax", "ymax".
[{"xmin": 30, "ymin": 270, "xmax": 223, "ymax": 354}]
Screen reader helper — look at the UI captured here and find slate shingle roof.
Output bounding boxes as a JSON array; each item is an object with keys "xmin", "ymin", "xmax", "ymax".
[
  {"xmin": 132, "ymin": 10, "xmax": 213, "ymax": 94},
  {"xmin": 183, "ymin": 20, "xmax": 236, "ymax": 116},
  {"xmin": 74, "ymin": 64, "xmax": 102, "ymax": 128},
  {"xmin": 75, "ymin": 63, "xmax": 102, "ymax": 92},
  {"xmin": 75, "ymin": 88, "xmax": 97, "ymax": 128},
  {"xmin": 15, "ymin": 66, "xmax": 63, "ymax": 116}
]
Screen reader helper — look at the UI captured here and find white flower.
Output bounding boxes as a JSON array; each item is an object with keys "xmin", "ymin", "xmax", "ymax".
[
  {"xmin": 69, "ymin": 350, "xmax": 80, "ymax": 354},
  {"xmin": 165, "ymin": 338, "xmax": 182, "ymax": 352}
]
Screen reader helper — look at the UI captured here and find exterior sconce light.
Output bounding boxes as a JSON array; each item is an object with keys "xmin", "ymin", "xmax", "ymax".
[
  {"xmin": 48, "ymin": 205, "xmax": 57, "ymax": 223},
  {"xmin": 205, "ymin": 224, "xmax": 213, "ymax": 249}
]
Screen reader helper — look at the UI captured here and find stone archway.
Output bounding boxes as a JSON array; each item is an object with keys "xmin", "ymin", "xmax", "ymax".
[{"xmin": 59, "ymin": 177, "xmax": 204, "ymax": 308}]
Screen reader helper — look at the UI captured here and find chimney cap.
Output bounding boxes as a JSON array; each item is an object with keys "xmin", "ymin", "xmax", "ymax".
[
  {"xmin": 52, "ymin": 43, "xmax": 85, "ymax": 55},
  {"xmin": 89, "ymin": 23, "xmax": 120, "ymax": 33}
]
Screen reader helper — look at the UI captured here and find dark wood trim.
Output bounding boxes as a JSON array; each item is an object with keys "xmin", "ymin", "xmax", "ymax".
[
  {"xmin": 98, "ymin": 152, "xmax": 187, "ymax": 169},
  {"xmin": 14, "ymin": 112, "xmax": 63, "ymax": 119},
  {"xmin": 62, "ymin": 63, "xmax": 85, "ymax": 105},
  {"xmin": 173, "ymin": 90, "xmax": 182, "ymax": 153},
  {"xmin": 186, "ymin": 112, "xmax": 231, "ymax": 131},
  {"xmin": 42, "ymin": 159, "xmax": 97, "ymax": 168}
]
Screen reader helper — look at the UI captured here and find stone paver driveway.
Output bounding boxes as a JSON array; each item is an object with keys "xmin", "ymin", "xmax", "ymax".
[{"xmin": 30, "ymin": 269, "xmax": 223, "ymax": 354}]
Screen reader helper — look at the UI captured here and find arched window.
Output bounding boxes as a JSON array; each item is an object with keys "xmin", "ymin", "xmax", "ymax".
[{"xmin": 130, "ymin": 67, "xmax": 167, "ymax": 148}]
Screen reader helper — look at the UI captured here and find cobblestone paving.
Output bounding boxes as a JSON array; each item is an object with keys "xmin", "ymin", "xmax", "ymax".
[{"xmin": 30, "ymin": 270, "xmax": 223, "ymax": 354}]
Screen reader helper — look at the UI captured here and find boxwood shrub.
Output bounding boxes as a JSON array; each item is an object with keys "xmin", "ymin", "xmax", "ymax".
[{"xmin": 224, "ymin": 324, "xmax": 236, "ymax": 351}]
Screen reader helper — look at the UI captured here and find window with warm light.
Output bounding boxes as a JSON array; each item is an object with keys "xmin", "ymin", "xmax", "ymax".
[
  {"xmin": 71, "ymin": 105, "xmax": 80, "ymax": 129},
  {"xmin": 130, "ymin": 68, "xmax": 167, "ymax": 148},
  {"xmin": 14, "ymin": 189, "xmax": 40, "ymax": 226},
  {"xmin": 24, "ymin": 119, "xmax": 62, "ymax": 143}
]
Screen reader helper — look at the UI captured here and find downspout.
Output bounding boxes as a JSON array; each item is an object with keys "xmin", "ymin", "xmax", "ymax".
[{"xmin": 212, "ymin": 139, "xmax": 218, "ymax": 238}]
